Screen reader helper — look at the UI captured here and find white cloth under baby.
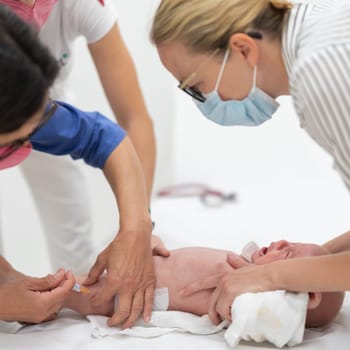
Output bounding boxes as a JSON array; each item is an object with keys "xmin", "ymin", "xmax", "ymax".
[
  {"xmin": 225, "ymin": 290, "xmax": 309, "ymax": 348},
  {"xmin": 0, "ymin": 321, "xmax": 25, "ymax": 334},
  {"xmin": 89, "ymin": 311, "xmax": 229, "ymax": 338},
  {"xmin": 89, "ymin": 287, "xmax": 229, "ymax": 338},
  {"xmin": 88, "ymin": 287, "xmax": 308, "ymax": 348}
]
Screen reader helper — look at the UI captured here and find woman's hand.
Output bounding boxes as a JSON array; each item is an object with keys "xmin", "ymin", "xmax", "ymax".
[
  {"xmin": 206, "ymin": 254, "xmax": 272, "ymax": 324},
  {"xmin": 0, "ymin": 270, "xmax": 75, "ymax": 323},
  {"xmin": 179, "ymin": 252, "xmax": 272, "ymax": 324},
  {"xmin": 84, "ymin": 227, "xmax": 155, "ymax": 329},
  {"xmin": 179, "ymin": 252, "xmax": 249, "ymax": 297}
]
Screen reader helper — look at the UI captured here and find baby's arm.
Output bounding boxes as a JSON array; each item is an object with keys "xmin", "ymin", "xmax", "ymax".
[{"xmin": 64, "ymin": 247, "xmax": 232, "ymax": 317}]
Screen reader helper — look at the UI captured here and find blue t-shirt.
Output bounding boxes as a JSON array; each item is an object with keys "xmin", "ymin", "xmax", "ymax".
[{"xmin": 30, "ymin": 101, "xmax": 126, "ymax": 169}]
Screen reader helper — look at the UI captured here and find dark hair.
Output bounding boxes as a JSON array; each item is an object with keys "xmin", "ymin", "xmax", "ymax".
[{"xmin": 0, "ymin": 4, "xmax": 59, "ymax": 133}]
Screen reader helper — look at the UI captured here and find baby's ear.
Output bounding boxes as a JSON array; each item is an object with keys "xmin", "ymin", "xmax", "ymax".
[{"xmin": 307, "ymin": 292, "xmax": 322, "ymax": 309}]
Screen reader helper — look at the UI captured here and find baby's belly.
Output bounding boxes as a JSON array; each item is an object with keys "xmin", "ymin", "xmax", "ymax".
[{"xmin": 153, "ymin": 247, "xmax": 233, "ymax": 314}]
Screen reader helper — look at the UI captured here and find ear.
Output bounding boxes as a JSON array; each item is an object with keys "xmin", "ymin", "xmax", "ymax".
[
  {"xmin": 307, "ymin": 292, "xmax": 322, "ymax": 310},
  {"xmin": 228, "ymin": 33, "xmax": 259, "ymax": 68}
]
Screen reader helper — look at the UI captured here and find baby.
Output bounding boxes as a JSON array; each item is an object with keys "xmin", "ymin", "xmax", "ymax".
[{"xmin": 64, "ymin": 239, "xmax": 344, "ymax": 328}]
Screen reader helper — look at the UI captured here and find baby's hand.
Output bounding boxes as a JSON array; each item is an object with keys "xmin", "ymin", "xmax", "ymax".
[
  {"xmin": 151, "ymin": 235, "xmax": 170, "ymax": 257},
  {"xmin": 227, "ymin": 252, "xmax": 251, "ymax": 269}
]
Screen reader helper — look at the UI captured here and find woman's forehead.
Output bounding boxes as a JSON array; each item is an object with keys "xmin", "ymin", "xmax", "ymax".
[{"xmin": 157, "ymin": 43, "xmax": 210, "ymax": 79}]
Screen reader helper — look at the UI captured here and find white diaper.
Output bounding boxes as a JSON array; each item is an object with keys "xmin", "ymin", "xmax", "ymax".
[
  {"xmin": 225, "ymin": 290, "xmax": 309, "ymax": 348},
  {"xmin": 114, "ymin": 287, "xmax": 169, "ymax": 312}
]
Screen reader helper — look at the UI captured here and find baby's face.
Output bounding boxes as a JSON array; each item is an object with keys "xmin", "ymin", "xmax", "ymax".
[{"xmin": 251, "ymin": 240, "xmax": 327, "ymax": 265}]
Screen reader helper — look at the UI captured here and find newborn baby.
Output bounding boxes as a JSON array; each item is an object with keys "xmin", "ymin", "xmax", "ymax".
[{"xmin": 64, "ymin": 239, "xmax": 344, "ymax": 328}]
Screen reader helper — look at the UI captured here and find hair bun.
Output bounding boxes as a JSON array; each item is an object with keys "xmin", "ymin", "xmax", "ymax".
[{"xmin": 269, "ymin": 0, "xmax": 292, "ymax": 10}]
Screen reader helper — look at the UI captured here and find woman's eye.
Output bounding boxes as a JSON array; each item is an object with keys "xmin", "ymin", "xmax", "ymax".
[{"xmin": 190, "ymin": 85, "xmax": 201, "ymax": 93}]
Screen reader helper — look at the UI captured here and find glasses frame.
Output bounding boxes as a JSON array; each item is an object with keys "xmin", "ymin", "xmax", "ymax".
[
  {"xmin": 0, "ymin": 99, "xmax": 58, "ymax": 161},
  {"xmin": 178, "ymin": 48, "xmax": 220, "ymax": 103}
]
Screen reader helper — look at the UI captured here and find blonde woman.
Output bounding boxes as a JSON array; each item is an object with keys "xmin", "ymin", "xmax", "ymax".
[{"xmin": 150, "ymin": 0, "xmax": 350, "ymax": 324}]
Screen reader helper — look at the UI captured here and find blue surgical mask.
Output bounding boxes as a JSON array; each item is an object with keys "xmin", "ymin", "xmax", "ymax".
[{"xmin": 194, "ymin": 49, "xmax": 279, "ymax": 126}]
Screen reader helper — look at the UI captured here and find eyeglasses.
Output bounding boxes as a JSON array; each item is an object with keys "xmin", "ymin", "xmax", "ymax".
[
  {"xmin": 178, "ymin": 48, "xmax": 220, "ymax": 103},
  {"xmin": 157, "ymin": 183, "xmax": 236, "ymax": 207},
  {"xmin": 0, "ymin": 99, "xmax": 58, "ymax": 161}
]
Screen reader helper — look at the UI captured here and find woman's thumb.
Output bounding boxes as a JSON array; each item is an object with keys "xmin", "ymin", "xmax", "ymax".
[{"xmin": 27, "ymin": 269, "xmax": 66, "ymax": 292}]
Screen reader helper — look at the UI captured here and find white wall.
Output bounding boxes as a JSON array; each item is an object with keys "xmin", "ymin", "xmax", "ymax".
[{"xmin": 0, "ymin": 0, "xmax": 349, "ymax": 277}]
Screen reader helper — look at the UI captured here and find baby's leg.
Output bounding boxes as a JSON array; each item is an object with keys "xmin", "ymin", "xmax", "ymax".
[{"xmin": 63, "ymin": 275, "xmax": 114, "ymax": 317}]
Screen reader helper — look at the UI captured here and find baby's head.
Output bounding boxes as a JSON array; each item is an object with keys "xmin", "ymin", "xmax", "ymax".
[{"xmin": 250, "ymin": 240, "xmax": 344, "ymax": 328}]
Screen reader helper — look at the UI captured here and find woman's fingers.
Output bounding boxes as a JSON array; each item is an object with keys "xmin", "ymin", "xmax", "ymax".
[
  {"xmin": 107, "ymin": 290, "xmax": 133, "ymax": 327},
  {"xmin": 84, "ymin": 253, "xmax": 107, "ymax": 286},
  {"xmin": 179, "ymin": 273, "xmax": 222, "ymax": 297},
  {"xmin": 121, "ymin": 289, "xmax": 145, "ymax": 329},
  {"xmin": 26, "ymin": 269, "xmax": 66, "ymax": 291}
]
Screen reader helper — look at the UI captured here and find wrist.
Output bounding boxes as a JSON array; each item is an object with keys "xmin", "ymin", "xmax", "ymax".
[
  {"xmin": 261, "ymin": 262, "xmax": 281, "ymax": 291},
  {"xmin": 0, "ymin": 269, "xmax": 25, "ymax": 284},
  {"xmin": 0, "ymin": 258, "xmax": 19, "ymax": 282},
  {"xmin": 119, "ymin": 216, "xmax": 153, "ymax": 236}
]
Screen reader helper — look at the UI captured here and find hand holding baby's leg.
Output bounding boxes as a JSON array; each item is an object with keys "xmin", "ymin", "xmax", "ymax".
[{"xmin": 64, "ymin": 275, "xmax": 114, "ymax": 316}]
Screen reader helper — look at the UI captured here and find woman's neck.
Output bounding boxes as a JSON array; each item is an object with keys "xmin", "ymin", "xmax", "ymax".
[{"xmin": 258, "ymin": 37, "xmax": 290, "ymax": 98}]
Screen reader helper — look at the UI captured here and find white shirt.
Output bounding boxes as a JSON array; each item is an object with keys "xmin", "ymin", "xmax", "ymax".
[
  {"xmin": 282, "ymin": 0, "xmax": 350, "ymax": 190},
  {"xmin": 39, "ymin": 0, "xmax": 117, "ymax": 102}
]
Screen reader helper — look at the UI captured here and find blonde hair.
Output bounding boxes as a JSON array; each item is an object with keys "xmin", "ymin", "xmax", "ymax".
[{"xmin": 151, "ymin": 0, "xmax": 292, "ymax": 53}]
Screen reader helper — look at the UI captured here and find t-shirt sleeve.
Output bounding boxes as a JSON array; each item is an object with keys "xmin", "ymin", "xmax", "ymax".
[
  {"xmin": 30, "ymin": 101, "xmax": 126, "ymax": 169},
  {"xmin": 68, "ymin": 0, "xmax": 117, "ymax": 44},
  {"xmin": 291, "ymin": 45, "xmax": 350, "ymax": 191}
]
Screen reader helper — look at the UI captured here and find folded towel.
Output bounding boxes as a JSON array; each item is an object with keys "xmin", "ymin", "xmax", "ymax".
[
  {"xmin": 89, "ymin": 287, "xmax": 229, "ymax": 338},
  {"xmin": 89, "ymin": 311, "xmax": 228, "ymax": 338},
  {"xmin": 225, "ymin": 290, "xmax": 309, "ymax": 348}
]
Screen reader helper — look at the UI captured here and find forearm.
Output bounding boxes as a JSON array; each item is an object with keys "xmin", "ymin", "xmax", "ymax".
[
  {"xmin": 89, "ymin": 25, "xmax": 156, "ymax": 200},
  {"xmin": 103, "ymin": 136, "xmax": 152, "ymax": 232},
  {"xmin": 0, "ymin": 256, "xmax": 22, "ymax": 282},
  {"xmin": 125, "ymin": 118, "xmax": 156, "ymax": 201},
  {"xmin": 322, "ymin": 230, "xmax": 350, "ymax": 253},
  {"xmin": 267, "ymin": 251, "xmax": 350, "ymax": 292},
  {"xmin": 0, "ymin": 256, "xmax": 13, "ymax": 276}
]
